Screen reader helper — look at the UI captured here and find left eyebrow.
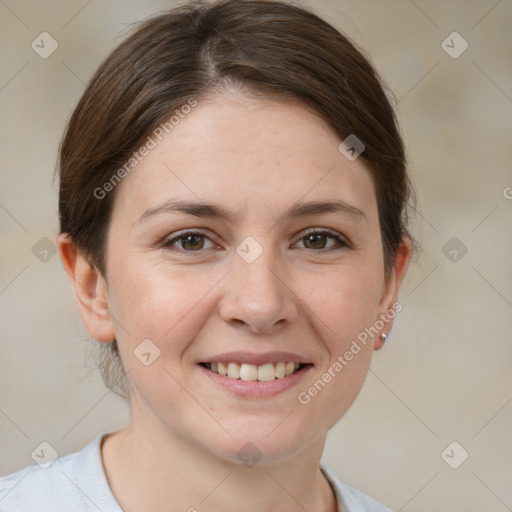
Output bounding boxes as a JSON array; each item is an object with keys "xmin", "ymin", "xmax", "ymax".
[{"xmin": 135, "ymin": 198, "xmax": 368, "ymax": 224}]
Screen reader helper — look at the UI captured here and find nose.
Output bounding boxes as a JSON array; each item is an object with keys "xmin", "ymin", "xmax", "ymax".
[{"xmin": 218, "ymin": 244, "xmax": 299, "ymax": 334}]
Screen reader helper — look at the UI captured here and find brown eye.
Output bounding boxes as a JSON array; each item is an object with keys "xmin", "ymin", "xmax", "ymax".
[
  {"xmin": 180, "ymin": 234, "xmax": 205, "ymax": 251},
  {"xmin": 295, "ymin": 229, "xmax": 348, "ymax": 251},
  {"xmin": 303, "ymin": 233, "xmax": 328, "ymax": 249},
  {"xmin": 162, "ymin": 231, "xmax": 215, "ymax": 252}
]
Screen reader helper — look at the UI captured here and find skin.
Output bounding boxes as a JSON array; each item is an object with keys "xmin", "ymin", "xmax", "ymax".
[{"xmin": 58, "ymin": 92, "xmax": 410, "ymax": 512}]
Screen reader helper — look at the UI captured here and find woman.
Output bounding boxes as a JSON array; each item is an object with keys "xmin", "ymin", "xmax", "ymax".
[{"xmin": 0, "ymin": 0, "xmax": 413, "ymax": 510}]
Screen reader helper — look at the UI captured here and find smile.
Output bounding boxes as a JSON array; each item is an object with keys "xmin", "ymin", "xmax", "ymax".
[
  {"xmin": 201, "ymin": 361, "xmax": 307, "ymax": 381},
  {"xmin": 197, "ymin": 351, "xmax": 313, "ymax": 397}
]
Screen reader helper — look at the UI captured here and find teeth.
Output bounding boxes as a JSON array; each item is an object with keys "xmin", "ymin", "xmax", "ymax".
[
  {"xmin": 275, "ymin": 361, "xmax": 286, "ymax": 379},
  {"xmin": 258, "ymin": 363, "xmax": 276, "ymax": 382},
  {"xmin": 217, "ymin": 362, "xmax": 228, "ymax": 376},
  {"xmin": 207, "ymin": 361, "xmax": 302, "ymax": 381},
  {"xmin": 227, "ymin": 362, "xmax": 240, "ymax": 379},
  {"xmin": 239, "ymin": 364, "xmax": 258, "ymax": 381},
  {"xmin": 285, "ymin": 361, "xmax": 296, "ymax": 376}
]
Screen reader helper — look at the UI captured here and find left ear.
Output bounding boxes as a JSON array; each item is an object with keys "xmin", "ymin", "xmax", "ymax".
[{"xmin": 374, "ymin": 237, "xmax": 412, "ymax": 350}]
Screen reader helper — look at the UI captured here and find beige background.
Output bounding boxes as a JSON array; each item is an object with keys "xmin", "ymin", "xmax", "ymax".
[{"xmin": 1, "ymin": 1, "xmax": 511, "ymax": 510}]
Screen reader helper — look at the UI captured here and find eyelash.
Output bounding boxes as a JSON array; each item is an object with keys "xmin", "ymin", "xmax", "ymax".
[{"xmin": 160, "ymin": 228, "xmax": 351, "ymax": 254}]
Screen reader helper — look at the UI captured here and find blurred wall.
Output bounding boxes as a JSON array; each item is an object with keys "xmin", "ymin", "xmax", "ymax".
[{"xmin": 1, "ymin": 1, "xmax": 511, "ymax": 511}]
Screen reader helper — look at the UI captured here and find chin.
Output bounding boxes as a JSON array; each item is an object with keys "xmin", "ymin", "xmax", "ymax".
[{"xmin": 200, "ymin": 415, "xmax": 319, "ymax": 467}]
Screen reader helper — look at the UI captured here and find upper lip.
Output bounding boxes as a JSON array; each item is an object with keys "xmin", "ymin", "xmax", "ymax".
[{"xmin": 200, "ymin": 351, "xmax": 311, "ymax": 366}]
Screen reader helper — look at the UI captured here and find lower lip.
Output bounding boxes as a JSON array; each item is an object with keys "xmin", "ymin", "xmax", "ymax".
[{"xmin": 197, "ymin": 364, "xmax": 313, "ymax": 398}]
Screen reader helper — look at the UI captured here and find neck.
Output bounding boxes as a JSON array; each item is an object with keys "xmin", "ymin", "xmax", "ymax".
[{"xmin": 101, "ymin": 420, "xmax": 337, "ymax": 512}]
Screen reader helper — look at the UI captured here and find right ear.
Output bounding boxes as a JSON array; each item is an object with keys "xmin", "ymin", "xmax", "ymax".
[{"xmin": 57, "ymin": 233, "xmax": 116, "ymax": 342}]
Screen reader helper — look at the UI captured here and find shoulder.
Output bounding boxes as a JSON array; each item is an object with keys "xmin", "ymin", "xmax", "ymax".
[
  {"xmin": 0, "ymin": 433, "xmax": 119, "ymax": 512},
  {"xmin": 321, "ymin": 464, "xmax": 395, "ymax": 512},
  {"xmin": 0, "ymin": 450, "xmax": 83, "ymax": 511}
]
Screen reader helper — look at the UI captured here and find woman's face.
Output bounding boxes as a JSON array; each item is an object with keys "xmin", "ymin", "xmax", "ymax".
[{"xmin": 93, "ymin": 94, "xmax": 408, "ymax": 464}]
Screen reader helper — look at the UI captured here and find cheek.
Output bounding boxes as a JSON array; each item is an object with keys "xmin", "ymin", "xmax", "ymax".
[
  {"xmin": 110, "ymin": 259, "xmax": 214, "ymax": 340},
  {"xmin": 106, "ymin": 261, "xmax": 212, "ymax": 410},
  {"xmin": 106, "ymin": 259, "xmax": 227, "ymax": 399},
  {"xmin": 300, "ymin": 346, "xmax": 373, "ymax": 432},
  {"xmin": 296, "ymin": 285, "xmax": 375, "ymax": 431},
  {"xmin": 302, "ymin": 263, "xmax": 383, "ymax": 345},
  {"xmin": 293, "ymin": 266, "xmax": 381, "ymax": 424}
]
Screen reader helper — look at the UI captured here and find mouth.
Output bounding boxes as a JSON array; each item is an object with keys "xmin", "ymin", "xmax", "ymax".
[
  {"xmin": 196, "ymin": 351, "xmax": 314, "ymax": 398},
  {"xmin": 199, "ymin": 361, "xmax": 311, "ymax": 381}
]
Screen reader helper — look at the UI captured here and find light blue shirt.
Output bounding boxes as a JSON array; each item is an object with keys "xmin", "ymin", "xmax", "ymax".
[{"xmin": 0, "ymin": 433, "xmax": 393, "ymax": 511}]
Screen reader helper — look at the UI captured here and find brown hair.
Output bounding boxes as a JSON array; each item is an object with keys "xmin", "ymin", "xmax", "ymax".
[{"xmin": 57, "ymin": 0, "xmax": 416, "ymax": 399}]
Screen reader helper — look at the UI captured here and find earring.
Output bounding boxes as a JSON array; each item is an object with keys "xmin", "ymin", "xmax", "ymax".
[{"xmin": 381, "ymin": 332, "xmax": 388, "ymax": 342}]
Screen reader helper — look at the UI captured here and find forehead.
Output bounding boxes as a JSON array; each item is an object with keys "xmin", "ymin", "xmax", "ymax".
[{"xmin": 113, "ymin": 94, "xmax": 378, "ymax": 224}]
